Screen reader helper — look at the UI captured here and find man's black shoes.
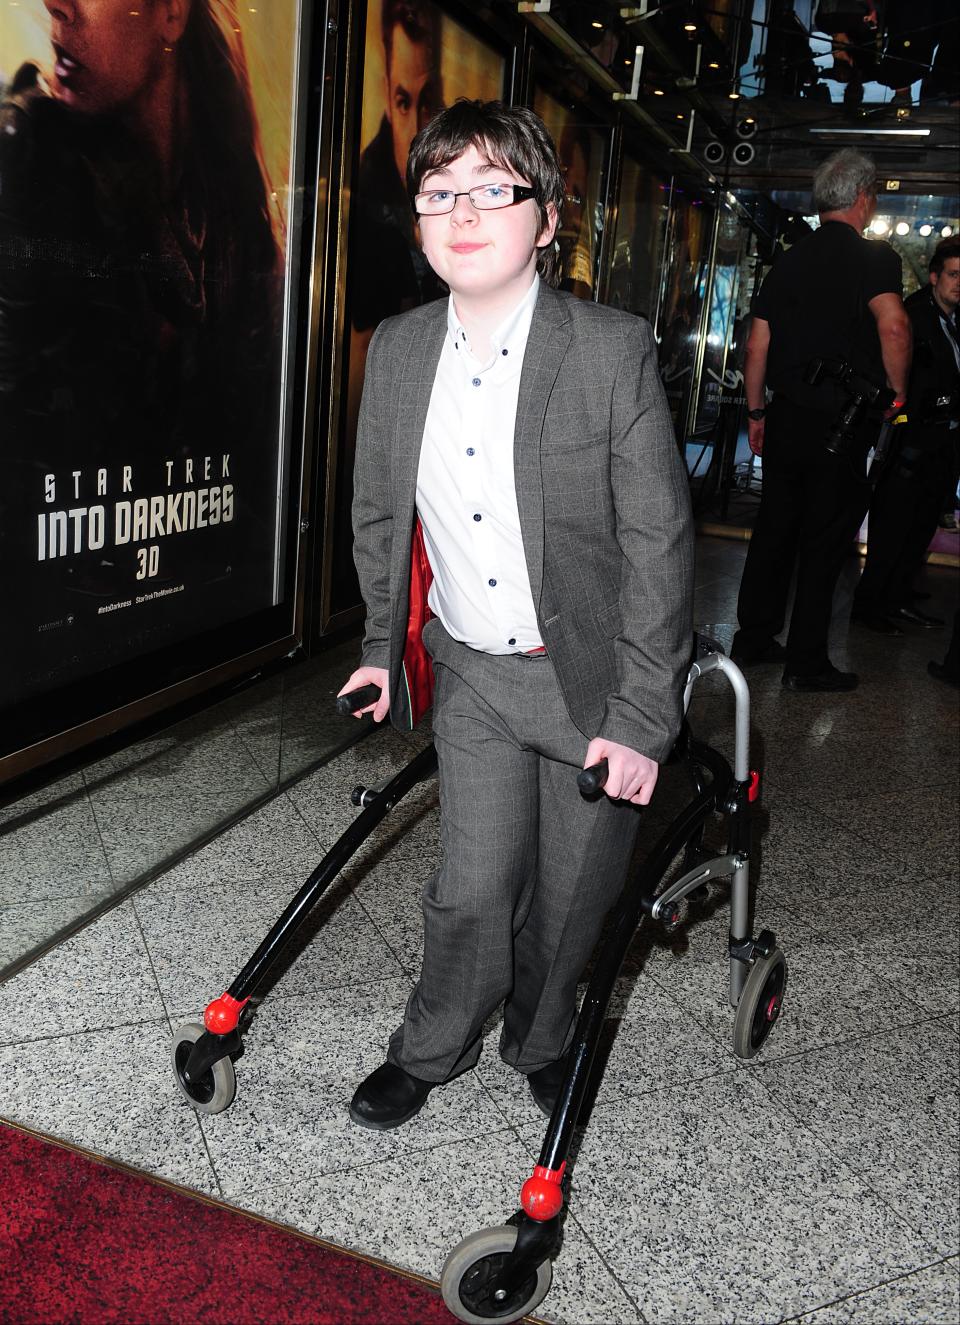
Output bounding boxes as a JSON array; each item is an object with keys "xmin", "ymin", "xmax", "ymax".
[
  {"xmin": 889, "ymin": 605, "xmax": 944, "ymax": 630},
  {"xmin": 527, "ymin": 1056, "xmax": 570, "ymax": 1118},
  {"xmin": 852, "ymin": 610, "xmax": 904, "ymax": 637},
  {"xmin": 349, "ymin": 1062, "xmax": 434, "ymax": 1130},
  {"xmin": 782, "ymin": 665, "xmax": 859, "ymax": 693},
  {"xmin": 730, "ymin": 641, "xmax": 787, "ymax": 667},
  {"xmin": 928, "ymin": 660, "xmax": 960, "ymax": 688}
]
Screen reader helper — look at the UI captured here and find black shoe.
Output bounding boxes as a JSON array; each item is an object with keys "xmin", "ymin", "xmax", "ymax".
[
  {"xmin": 527, "ymin": 1056, "xmax": 570, "ymax": 1118},
  {"xmin": 731, "ymin": 641, "xmax": 788, "ymax": 667},
  {"xmin": 349, "ymin": 1062, "xmax": 434, "ymax": 1130},
  {"xmin": 928, "ymin": 660, "xmax": 960, "ymax": 688},
  {"xmin": 851, "ymin": 610, "xmax": 904, "ymax": 637},
  {"xmin": 782, "ymin": 665, "xmax": 859, "ymax": 692},
  {"xmin": 889, "ymin": 605, "xmax": 945, "ymax": 629}
]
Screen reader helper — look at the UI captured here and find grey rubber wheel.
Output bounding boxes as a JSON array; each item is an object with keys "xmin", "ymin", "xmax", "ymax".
[
  {"xmin": 171, "ymin": 1022, "xmax": 237, "ymax": 1114},
  {"xmin": 733, "ymin": 948, "xmax": 788, "ymax": 1059},
  {"xmin": 441, "ymin": 1225, "xmax": 552, "ymax": 1324}
]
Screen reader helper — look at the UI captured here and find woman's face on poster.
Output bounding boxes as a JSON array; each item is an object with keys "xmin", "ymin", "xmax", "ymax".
[
  {"xmin": 42, "ymin": 0, "xmax": 187, "ymax": 115},
  {"xmin": 384, "ymin": 23, "xmax": 440, "ymax": 183}
]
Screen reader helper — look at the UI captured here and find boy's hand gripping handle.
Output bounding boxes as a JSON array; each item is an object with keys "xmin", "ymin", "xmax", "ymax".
[
  {"xmin": 577, "ymin": 759, "xmax": 609, "ymax": 796},
  {"xmin": 335, "ymin": 684, "xmax": 381, "ymax": 715}
]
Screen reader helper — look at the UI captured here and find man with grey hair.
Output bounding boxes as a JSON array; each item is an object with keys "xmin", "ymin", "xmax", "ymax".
[
  {"xmin": 812, "ymin": 148, "xmax": 878, "ymax": 214},
  {"xmin": 731, "ymin": 149, "xmax": 911, "ymax": 691}
]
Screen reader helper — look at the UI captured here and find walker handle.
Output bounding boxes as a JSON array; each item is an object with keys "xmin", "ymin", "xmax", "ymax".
[
  {"xmin": 577, "ymin": 759, "xmax": 609, "ymax": 796},
  {"xmin": 335, "ymin": 684, "xmax": 381, "ymax": 715}
]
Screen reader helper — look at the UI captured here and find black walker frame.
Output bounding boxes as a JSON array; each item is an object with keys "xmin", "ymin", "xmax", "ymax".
[{"xmin": 171, "ymin": 640, "xmax": 786, "ymax": 1324}]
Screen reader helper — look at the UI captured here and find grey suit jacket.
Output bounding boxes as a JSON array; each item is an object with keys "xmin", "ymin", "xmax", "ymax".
[{"xmin": 352, "ymin": 280, "xmax": 694, "ymax": 762}]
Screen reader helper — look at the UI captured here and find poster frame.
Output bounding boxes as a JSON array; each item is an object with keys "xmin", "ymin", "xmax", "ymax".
[
  {"xmin": 0, "ymin": 0, "xmax": 330, "ymax": 786},
  {"xmin": 313, "ymin": 0, "xmax": 521, "ymax": 640}
]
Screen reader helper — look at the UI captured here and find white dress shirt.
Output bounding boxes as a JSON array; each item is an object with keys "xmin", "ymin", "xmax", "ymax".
[{"xmin": 416, "ymin": 275, "xmax": 543, "ymax": 654}]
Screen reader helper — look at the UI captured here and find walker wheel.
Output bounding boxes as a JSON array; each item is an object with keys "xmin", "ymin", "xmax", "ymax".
[
  {"xmin": 732, "ymin": 948, "xmax": 788, "ymax": 1059},
  {"xmin": 659, "ymin": 898, "xmax": 688, "ymax": 935},
  {"xmin": 171, "ymin": 1022, "xmax": 237, "ymax": 1115},
  {"xmin": 441, "ymin": 1226, "xmax": 552, "ymax": 1324}
]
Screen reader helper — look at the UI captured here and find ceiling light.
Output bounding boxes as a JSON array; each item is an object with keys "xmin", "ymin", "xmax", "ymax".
[
  {"xmin": 653, "ymin": 88, "xmax": 664, "ymax": 95},
  {"xmin": 871, "ymin": 218, "xmax": 890, "ymax": 236},
  {"xmin": 728, "ymin": 90, "xmax": 740, "ymax": 99},
  {"xmin": 895, "ymin": 222, "xmax": 910, "ymax": 236},
  {"xmin": 918, "ymin": 223, "xmax": 933, "ymax": 236},
  {"xmin": 708, "ymin": 62, "xmax": 720, "ymax": 69},
  {"xmin": 809, "ymin": 127, "xmax": 930, "ymax": 137},
  {"xmin": 591, "ymin": 20, "xmax": 603, "ymax": 28},
  {"xmin": 683, "ymin": 23, "xmax": 697, "ymax": 31},
  {"xmin": 941, "ymin": 225, "xmax": 954, "ymax": 237}
]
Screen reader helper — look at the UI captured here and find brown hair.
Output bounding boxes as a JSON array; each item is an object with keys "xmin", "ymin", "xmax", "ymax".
[
  {"xmin": 381, "ymin": 0, "xmax": 440, "ymax": 69},
  {"xmin": 180, "ymin": 1, "xmax": 283, "ymax": 272},
  {"xmin": 406, "ymin": 99, "xmax": 564, "ymax": 286},
  {"xmin": 930, "ymin": 239, "xmax": 960, "ymax": 275}
]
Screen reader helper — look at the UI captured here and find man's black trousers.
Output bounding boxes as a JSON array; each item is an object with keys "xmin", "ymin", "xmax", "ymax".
[
  {"xmin": 734, "ymin": 397, "xmax": 871, "ymax": 676},
  {"xmin": 854, "ymin": 428, "xmax": 955, "ymax": 614}
]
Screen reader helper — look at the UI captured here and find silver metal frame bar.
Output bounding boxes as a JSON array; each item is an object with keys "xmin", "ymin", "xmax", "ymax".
[{"xmin": 681, "ymin": 648, "xmax": 752, "ymax": 1004}]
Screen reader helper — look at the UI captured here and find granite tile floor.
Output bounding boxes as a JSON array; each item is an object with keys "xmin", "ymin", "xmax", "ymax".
[{"xmin": 1, "ymin": 536, "xmax": 958, "ymax": 1324}]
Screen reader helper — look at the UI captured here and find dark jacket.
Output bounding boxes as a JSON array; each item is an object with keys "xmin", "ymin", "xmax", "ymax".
[{"xmin": 903, "ymin": 285, "xmax": 960, "ymax": 443}]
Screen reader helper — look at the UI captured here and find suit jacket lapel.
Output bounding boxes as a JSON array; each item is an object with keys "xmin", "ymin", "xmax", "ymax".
[{"xmin": 515, "ymin": 282, "xmax": 572, "ymax": 609}]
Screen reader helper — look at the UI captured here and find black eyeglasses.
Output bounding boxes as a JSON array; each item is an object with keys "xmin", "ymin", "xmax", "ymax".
[{"xmin": 413, "ymin": 182, "xmax": 538, "ymax": 217}]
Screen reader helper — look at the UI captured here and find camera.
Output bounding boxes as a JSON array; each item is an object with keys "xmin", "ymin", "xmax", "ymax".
[{"xmin": 804, "ymin": 357, "xmax": 894, "ymax": 456}]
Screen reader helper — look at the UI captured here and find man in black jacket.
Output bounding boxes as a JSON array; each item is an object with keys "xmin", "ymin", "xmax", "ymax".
[
  {"xmin": 731, "ymin": 149, "xmax": 911, "ymax": 692},
  {"xmin": 853, "ymin": 240, "xmax": 960, "ymax": 632}
]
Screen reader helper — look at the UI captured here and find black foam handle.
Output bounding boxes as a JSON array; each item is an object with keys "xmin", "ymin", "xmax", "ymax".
[
  {"xmin": 577, "ymin": 759, "xmax": 609, "ymax": 796},
  {"xmin": 335, "ymin": 683, "xmax": 381, "ymax": 715}
]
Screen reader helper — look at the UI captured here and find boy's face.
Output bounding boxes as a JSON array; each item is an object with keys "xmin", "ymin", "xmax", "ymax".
[{"xmin": 417, "ymin": 143, "xmax": 557, "ymax": 301}]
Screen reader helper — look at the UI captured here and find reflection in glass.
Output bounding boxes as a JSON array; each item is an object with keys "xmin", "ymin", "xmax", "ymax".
[
  {"xmin": 657, "ymin": 189, "xmax": 713, "ymax": 434},
  {"xmin": 607, "ymin": 155, "xmax": 668, "ymax": 320},
  {"xmin": 330, "ymin": 0, "xmax": 505, "ymax": 619},
  {"xmin": 533, "ymin": 88, "xmax": 608, "ymax": 302}
]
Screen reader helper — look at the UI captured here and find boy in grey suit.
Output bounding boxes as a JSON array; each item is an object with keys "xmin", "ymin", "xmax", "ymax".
[{"xmin": 339, "ymin": 101, "xmax": 693, "ymax": 1129}]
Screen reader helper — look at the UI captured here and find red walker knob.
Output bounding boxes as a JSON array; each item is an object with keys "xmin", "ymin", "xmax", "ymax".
[
  {"xmin": 520, "ymin": 1163, "xmax": 566, "ymax": 1221},
  {"xmin": 203, "ymin": 992, "xmax": 249, "ymax": 1035}
]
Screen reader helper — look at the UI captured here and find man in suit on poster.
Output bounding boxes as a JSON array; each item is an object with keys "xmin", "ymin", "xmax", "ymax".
[{"xmin": 339, "ymin": 100, "xmax": 693, "ymax": 1129}]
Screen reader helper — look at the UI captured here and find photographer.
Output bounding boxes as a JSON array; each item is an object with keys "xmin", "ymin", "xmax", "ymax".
[
  {"xmin": 731, "ymin": 149, "xmax": 911, "ymax": 692},
  {"xmin": 853, "ymin": 239, "xmax": 960, "ymax": 633}
]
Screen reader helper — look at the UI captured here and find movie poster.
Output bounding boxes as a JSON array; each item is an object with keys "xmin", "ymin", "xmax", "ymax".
[
  {"xmin": 532, "ymin": 88, "xmax": 608, "ymax": 302},
  {"xmin": 607, "ymin": 154, "xmax": 668, "ymax": 319},
  {"xmin": 328, "ymin": 0, "xmax": 505, "ymax": 619},
  {"xmin": 657, "ymin": 189, "xmax": 713, "ymax": 436},
  {"xmin": 0, "ymin": 1, "xmax": 305, "ymax": 705}
]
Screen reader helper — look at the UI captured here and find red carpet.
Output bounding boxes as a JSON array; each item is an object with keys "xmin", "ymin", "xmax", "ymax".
[{"xmin": 0, "ymin": 1121, "xmax": 455, "ymax": 1324}]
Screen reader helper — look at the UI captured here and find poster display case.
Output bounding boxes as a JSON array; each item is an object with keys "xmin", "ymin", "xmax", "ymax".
[
  {"xmin": 323, "ymin": 0, "xmax": 509, "ymax": 627},
  {"xmin": 606, "ymin": 150, "xmax": 669, "ymax": 321},
  {"xmin": 531, "ymin": 84, "xmax": 611, "ymax": 303},
  {"xmin": 0, "ymin": 0, "xmax": 318, "ymax": 775}
]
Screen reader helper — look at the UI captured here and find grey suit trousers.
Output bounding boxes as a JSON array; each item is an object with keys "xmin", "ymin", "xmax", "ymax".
[{"xmin": 387, "ymin": 618, "xmax": 641, "ymax": 1082}]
